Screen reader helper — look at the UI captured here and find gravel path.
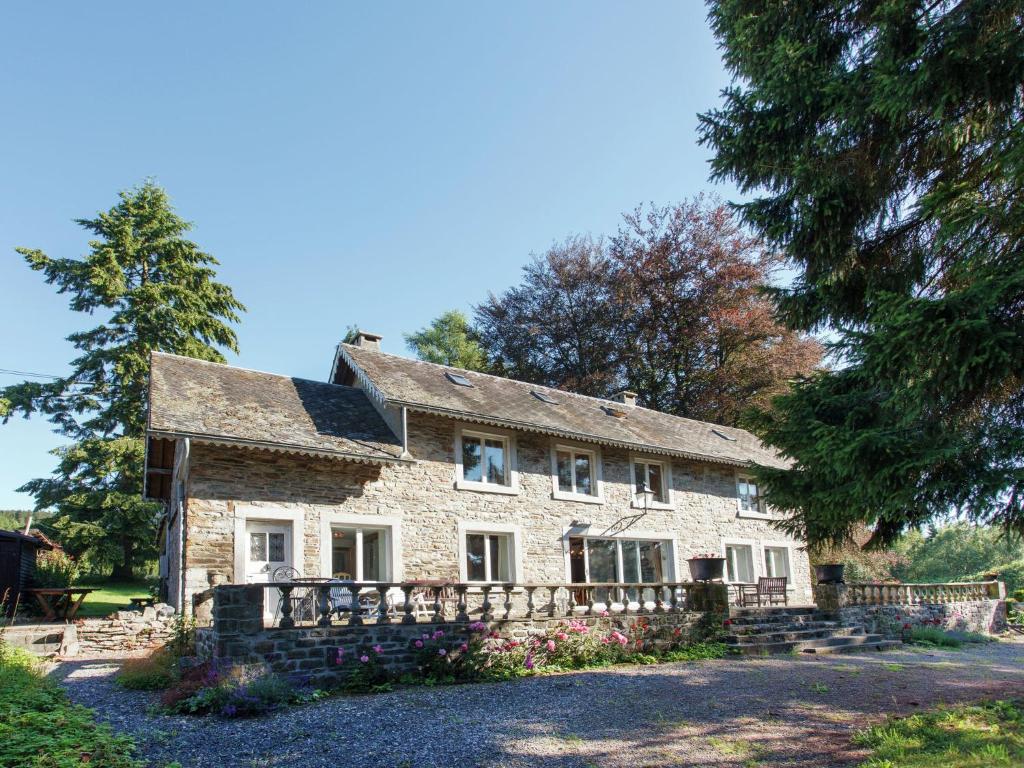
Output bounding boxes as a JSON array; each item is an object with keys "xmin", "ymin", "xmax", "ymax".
[{"xmin": 53, "ymin": 639, "xmax": 1024, "ymax": 768}]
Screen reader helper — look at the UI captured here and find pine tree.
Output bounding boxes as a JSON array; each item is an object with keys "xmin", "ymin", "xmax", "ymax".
[
  {"xmin": 1, "ymin": 181, "xmax": 244, "ymax": 577},
  {"xmin": 404, "ymin": 310, "xmax": 487, "ymax": 370},
  {"xmin": 699, "ymin": 1, "xmax": 1024, "ymax": 547}
]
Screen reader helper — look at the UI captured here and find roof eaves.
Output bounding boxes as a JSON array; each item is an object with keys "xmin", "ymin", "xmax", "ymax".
[
  {"xmin": 387, "ymin": 400, "xmax": 753, "ymax": 468},
  {"xmin": 147, "ymin": 429, "xmax": 411, "ymax": 466}
]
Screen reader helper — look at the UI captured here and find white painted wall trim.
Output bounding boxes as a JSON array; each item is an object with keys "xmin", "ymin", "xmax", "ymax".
[
  {"xmin": 233, "ymin": 506, "xmax": 305, "ymax": 584},
  {"xmin": 319, "ymin": 511, "xmax": 404, "ymax": 582},
  {"xmin": 456, "ymin": 520, "xmax": 525, "ymax": 583}
]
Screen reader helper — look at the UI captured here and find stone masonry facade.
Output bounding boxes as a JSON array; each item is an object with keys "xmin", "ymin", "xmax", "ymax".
[{"xmin": 179, "ymin": 411, "xmax": 813, "ymax": 610}]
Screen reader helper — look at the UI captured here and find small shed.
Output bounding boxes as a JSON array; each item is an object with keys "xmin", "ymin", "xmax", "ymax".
[{"xmin": 0, "ymin": 529, "xmax": 52, "ymax": 617}]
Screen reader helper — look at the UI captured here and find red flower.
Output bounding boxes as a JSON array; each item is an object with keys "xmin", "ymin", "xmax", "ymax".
[
  {"xmin": 902, "ymin": 623, "xmax": 911, "ymax": 630},
  {"xmin": 723, "ymin": 619, "xmax": 732, "ymax": 627}
]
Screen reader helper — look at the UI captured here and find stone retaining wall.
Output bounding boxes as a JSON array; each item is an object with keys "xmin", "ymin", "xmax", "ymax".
[
  {"xmin": 815, "ymin": 582, "xmax": 1007, "ymax": 637},
  {"xmin": 74, "ymin": 605, "xmax": 178, "ymax": 655},
  {"xmin": 196, "ymin": 584, "xmax": 723, "ymax": 682}
]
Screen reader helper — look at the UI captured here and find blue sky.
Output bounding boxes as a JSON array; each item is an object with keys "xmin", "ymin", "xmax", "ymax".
[{"xmin": 0, "ymin": 2, "xmax": 737, "ymax": 509}]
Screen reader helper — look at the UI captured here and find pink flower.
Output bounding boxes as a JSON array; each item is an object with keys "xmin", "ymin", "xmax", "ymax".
[
  {"xmin": 600, "ymin": 610, "xmax": 610, "ymax": 617},
  {"xmin": 432, "ymin": 630, "xmax": 445, "ymax": 640},
  {"xmin": 723, "ymin": 619, "xmax": 732, "ymax": 627},
  {"xmin": 556, "ymin": 632, "xmax": 568, "ymax": 641},
  {"xmin": 373, "ymin": 644, "xmax": 384, "ymax": 654},
  {"xmin": 438, "ymin": 648, "xmax": 447, "ymax": 656},
  {"xmin": 359, "ymin": 655, "xmax": 370, "ymax": 663},
  {"xmin": 414, "ymin": 639, "xmax": 423, "ymax": 648},
  {"xmin": 468, "ymin": 621, "xmax": 488, "ymax": 632},
  {"xmin": 459, "ymin": 643, "xmax": 468, "ymax": 653},
  {"xmin": 546, "ymin": 639, "xmax": 556, "ymax": 652}
]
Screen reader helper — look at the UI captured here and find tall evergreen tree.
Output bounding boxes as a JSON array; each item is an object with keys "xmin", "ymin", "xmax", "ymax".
[
  {"xmin": 404, "ymin": 310, "xmax": 487, "ymax": 370},
  {"xmin": 699, "ymin": 1, "xmax": 1024, "ymax": 546},
  {"xmin": 0, "ymin": 181, "xmax": 244, "ymax": 577}
]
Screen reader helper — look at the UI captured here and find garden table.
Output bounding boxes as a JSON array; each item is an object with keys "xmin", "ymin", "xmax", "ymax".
[{"xmin": 24, "ymin": 587, "xmax": 95, "ymax": 621}]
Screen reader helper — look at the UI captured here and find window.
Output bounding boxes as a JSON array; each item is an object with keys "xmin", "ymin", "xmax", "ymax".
[
  {"xmin": 764, "ymin": 546, "xmax": 791, "ymax": 581},
  {"xmin": 725, "ymin": 543, "xmax": 756, "ymax": 583},
  {"xmin": 568, "ymin": 536, "xmax": 671, "ymax": 584},
  {"xmin": 249, "ymin": 531, "xmax": 285, "ymax": 563},
  {"xmin": 737, "ymin": 474, "xmax": 766, "ymax": 516},
  {"xmin": 552, "ymin": 444, "xmax": 600, "ymax": 500},
  {"xmin": 445, "ymin": 371, "xmax": 474, "ymax": 387},
  {"xmin": 330, "ymin": 525, "xmax": 391, "ymax": 581},
  {"xmin": 456, "ymin": 428, "xmax": 517, "ymax": 493},
  {"xmin": 532, "ymin": 390, "xmax": 559, "ymax": 404},
  {"xmin": 631, "ymin": 457, "xmax": 670, "ymax": 506},
  {"xmin": 465, "ymin": 532, "xmax": 513, "ymax": 582}
]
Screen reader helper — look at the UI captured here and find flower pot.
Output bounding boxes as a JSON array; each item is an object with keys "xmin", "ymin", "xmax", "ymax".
[
  {"xmin": 815, "ymin": 563, "xmax": 846, "ymax": 584},
  {"xmin": 688, "ymin": 556, "xmax": 726, "ymax": 582}
]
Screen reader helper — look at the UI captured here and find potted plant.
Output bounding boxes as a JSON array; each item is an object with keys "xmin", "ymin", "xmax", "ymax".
[
  {"xmin": 688, "ymin": 553, "xmax": 726, "ymax": 582},
  {"xmin": 814, "ymin": 563, "xmax": 846, "ymax": 584}
]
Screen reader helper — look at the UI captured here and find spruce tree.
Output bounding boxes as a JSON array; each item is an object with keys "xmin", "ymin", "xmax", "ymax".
[
  {"xmin": 699, "ymin": 1, "xmax": 1024, "ymax": 546},
  {"xmin": 1, "ymin": 181, "xmax": 244, "ymax": 577}
]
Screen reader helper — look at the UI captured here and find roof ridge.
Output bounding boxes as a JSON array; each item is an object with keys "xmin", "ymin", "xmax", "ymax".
[
  {"xmin": 339, "ymin": 343, "xmax": 753, "ymax": 439},
  {"xmin": 154, "ymin": 351, "xmax": 362, "ymax": 391}
]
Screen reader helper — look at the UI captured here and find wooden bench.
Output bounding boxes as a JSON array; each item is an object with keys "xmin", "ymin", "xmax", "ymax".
[{"xmin": 739, "ymin": 577, "xmax": 788, "ymax": 607}]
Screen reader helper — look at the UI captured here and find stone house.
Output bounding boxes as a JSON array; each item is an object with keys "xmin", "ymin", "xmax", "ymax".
[{"xmin": 146, "ymin": 332, "xmax": 812, "ymax": 613}]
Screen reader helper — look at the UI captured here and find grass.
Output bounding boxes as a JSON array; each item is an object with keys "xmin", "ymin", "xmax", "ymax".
[
  {"xmin": 0, "ymin": 640, "xmax": 141, "ymax": 767},
  {"xmin": 854, "ymin": 700, "xmax": 1024, "ymax": 767},
  {"xmin": 74, "ymin": 579, "xmax": 153, "ymax": 618},
  {"xmin": 906, "ymin": 626, "xmax": 992, "ymax": 650}
]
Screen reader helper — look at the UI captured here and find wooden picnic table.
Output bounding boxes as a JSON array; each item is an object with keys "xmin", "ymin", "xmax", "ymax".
[{"xmin": 24, "ymin": 587, "xmax": 95, "ymax": 621}]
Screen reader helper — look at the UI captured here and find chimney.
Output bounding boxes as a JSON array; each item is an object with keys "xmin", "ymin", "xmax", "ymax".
[
  {"xmin": 352, "ymin": 331, "xmax": 383, "ymax": 351},
  {"xmin": 610, "ymin": 391, "xmax": 638, "ymax": 407}
]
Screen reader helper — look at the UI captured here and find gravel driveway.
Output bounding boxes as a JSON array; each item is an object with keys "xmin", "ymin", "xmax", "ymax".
[{"xmin": 53, "ymin": 639, "xmax": 1024, "ymax": 768}]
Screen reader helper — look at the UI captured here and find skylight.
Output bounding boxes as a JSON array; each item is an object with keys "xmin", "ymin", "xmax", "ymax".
[
  {"xmin": 532, "ymin": 390, "xmax": 559, "ymax": 404},
  {"xmin": 445, "ymin": 371, "xmax": 474, "ymax": 387},
  {"xmin": 711, "ymin": 428, "xmax": 737, "ymax": 442}
]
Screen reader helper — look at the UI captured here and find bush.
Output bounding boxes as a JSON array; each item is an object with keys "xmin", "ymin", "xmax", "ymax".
[
  {"xmin": 906, "ymin": 626, "xmax": 991, "ymax": 648},
  {"xmin": 0, "ymin": 640, "xmax": 140, "ymax": 767},
  {"xmin": 117, "ymin": 648, "xmax": 177, "ymax": 690},
  {"xmin": 32, "ymin": 550, "xmax": 80, "ymax": 588},
  {"xmin": 161, "ymin": 659, "xmax": 323, "ymax": 717}
]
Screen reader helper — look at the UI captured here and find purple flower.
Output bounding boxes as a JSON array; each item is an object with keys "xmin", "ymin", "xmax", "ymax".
[
  {"xmin": 459, "ymin": 643, "xmax": 469, "ymax": 653},
  {"xmin": 432, "ymin": 629, "xmax": 445, "ymax": 640},
  {"xmin": 373, "ymin": 644, "xmax": 384, "ymax": 654},
  {"xmin": 414, "ymin": 639, "xmax": 424, "ymax": 648},
  {"xmin": 438, "ymin": 648, "xmax": 447, "ymax": 656},
  {"xmin": 221, "ymin": 704, "xmax": 238, "ymax": 717},
  {"xmin": 360, "ymin": 655, "xmax": 370, "ymax": 663},
  {"xmin": 468, "ymin": 621, "xmax": 488, "ymax": 632},
  {"xmin": 524, "ymin": 651, "xmax": 534, "ymax": 671}
]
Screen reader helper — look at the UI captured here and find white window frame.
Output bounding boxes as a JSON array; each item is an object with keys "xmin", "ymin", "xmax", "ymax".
[
  {"xmin": 457, "ymin": 521, "xmax": 524, "ymax": 583},
  {"xmin": 550, "ymin": 441, "xmax": 604, "ymax": 504},
  {"xmin": 454, "ymin": 426, "xmax": 519, "ymax": 495},
  {"xmin": 762, "ymin": 540, "xmax": 797, "ymax": 591},
  {"xmin": 319, "ymin": 512, "xmax": 403, "ymax": 583},
  {"xmin": 562, "ymin": 525, "xmax": 679, "ymax": 584},
  {"xmin": 721, "ymin": 537, "xmax": 760, "ymax": 584},
  {"xmin": 233, "ymin": 505, "xmax": 305, "ymax": 584},
  {"xmin": 736, "ymin": 471, "xmax": 769, "ymax": 518},
  {"xmin": 628, "ymin": 454, "xmax": 674, "ymax": 510}
]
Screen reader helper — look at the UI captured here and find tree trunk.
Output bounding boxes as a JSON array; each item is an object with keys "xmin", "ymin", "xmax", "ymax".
[{"xmin": 111, "ymin": 537, "xmax": 135, "ymax": 581}]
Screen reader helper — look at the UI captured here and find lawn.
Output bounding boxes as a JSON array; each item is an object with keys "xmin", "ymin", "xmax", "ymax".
[
  {"xmin": 854, "ymin": 700, "xmax": 1024, "ymax": 767},
  {"xmin": 74, "ymin": 580, "xmax": 154, "ymax": 618}
]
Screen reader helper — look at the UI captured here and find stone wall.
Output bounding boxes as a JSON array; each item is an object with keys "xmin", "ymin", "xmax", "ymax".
[
  {"xmin": 180, "ymin": 411, "xmax": 813, "ymax": 609},
  {"xmin": 73, "ymin": 604, "xmax": 178, "ymax": 655},
  {"xmin": 197, "ymin": 584, "xmax": 725, "ymax": 682},
  {"xmin": 815, "ymin": 583, "xmax": 1007, "ymax": 636}
]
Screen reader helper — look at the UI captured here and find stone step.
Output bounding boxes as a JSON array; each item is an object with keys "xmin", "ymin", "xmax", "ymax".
[
  {"xmin": 727, "ymin": 613, "xmax": 837, "ymax": 627},
  {"xmin": 729, "ymin": 620, "xmax": 841, "ymax": 635},
  {"xmin": 730, "ymin": 606, "xmax": 818, "ymax": 618},
  {"xmin": 728, "ymin": 625, "xmax": 863, "ymax": 645},
  {"xmin": 799, "ymin": 639, "xmax": 902, "ymax": 655},
  {"xmin": 1, "ymin": 624, "xmax": 68, "ymax": 655},
  {"xmin": 732, "ymin": 633, "xmax": 897, "ymax": 656}
]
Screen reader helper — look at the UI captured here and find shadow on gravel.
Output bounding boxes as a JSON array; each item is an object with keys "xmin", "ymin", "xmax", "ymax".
[{"xmin": 50, "ymin": 642, "xmax": 1024, "ymax": 768}]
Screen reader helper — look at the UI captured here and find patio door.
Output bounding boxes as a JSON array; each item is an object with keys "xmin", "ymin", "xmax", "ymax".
[{"xmin": 245, "ymin": 521, "xmax": 292, "ymax": 618}]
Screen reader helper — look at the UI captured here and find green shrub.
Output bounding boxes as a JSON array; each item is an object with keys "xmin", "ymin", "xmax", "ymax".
[
  {"xmin": 0, "ymin": 640, "xmax": 140, "ymax": 767},
  {"xmin": 117, "ymin": 648, "xmax": 176, "ymax": 690},
  {"xmin": 906, "ymin": 626, "xmax": 991, "ymax": 648},
  {"xmin": 32, "ymin": 550, "xmax": 80, "ymax": 588},
  {"xmin": 160, "ymin": 659, "xmax": 323, "ymax": 717}
]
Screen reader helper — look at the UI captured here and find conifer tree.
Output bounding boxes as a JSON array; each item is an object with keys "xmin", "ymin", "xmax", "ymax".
[
  {"xmin": 699, "ymin": 0, "xmax": 1024, "ymax": 546},
  {"xmin": 1, "ymin": 181, "xmax": 244, "ymax": 577}
]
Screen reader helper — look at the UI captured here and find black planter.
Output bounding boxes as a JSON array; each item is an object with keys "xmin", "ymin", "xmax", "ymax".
[
  {"xmin": 815, "ymin": 563, "xmax": 846, "ymax": 584},
  {"xmin": 688, "ymin": 557, "xmax": 726, "ymax": 582}
]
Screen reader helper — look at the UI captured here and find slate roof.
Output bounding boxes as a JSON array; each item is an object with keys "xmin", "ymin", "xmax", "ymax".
[
  {"xmin": 334, "ymin": 344, "xmax": 786, "ymax": 469},
  {"xmin": 148, "ymin": 352, "xmax": 406, "ymax": 463}
]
